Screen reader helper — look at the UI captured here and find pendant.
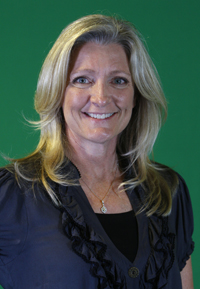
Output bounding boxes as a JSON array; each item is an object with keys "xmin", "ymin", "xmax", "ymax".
[{"xmin": 101, "ymin": 201, "xmax": 107, "ymax": 214}]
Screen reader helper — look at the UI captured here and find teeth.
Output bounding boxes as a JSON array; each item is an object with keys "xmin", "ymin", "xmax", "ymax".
[{"xmin": 87, "ymin": 113, "xmax": 114, "ymax": 119}]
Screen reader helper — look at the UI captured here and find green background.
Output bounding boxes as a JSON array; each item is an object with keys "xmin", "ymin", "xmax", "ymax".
[{"xmin": 0, "ymin": 0, "xmax": 199, "ymax": 287}]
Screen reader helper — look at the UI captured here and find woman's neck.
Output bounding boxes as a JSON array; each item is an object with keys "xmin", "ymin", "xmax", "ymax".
[
  {"xmin": 68, "ymin": 135, "xmax": 118, "ymax": 182},
  {"xmin": 72, "ymin": 149, "xmax": 118, "ymax": 182}
]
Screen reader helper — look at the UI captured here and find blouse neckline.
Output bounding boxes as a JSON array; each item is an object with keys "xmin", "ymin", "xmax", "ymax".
[{"xmin": 95, "ymin": 210, "xmax": 134, "ymax": 216}]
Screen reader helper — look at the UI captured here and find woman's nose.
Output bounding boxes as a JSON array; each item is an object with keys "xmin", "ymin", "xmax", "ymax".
[{"xmin": 90, "ymin": 81, "xmax": 111, "ymax": 107}]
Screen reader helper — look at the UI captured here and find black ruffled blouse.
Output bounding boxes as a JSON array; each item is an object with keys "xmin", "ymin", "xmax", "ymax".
[{"xmin": 0, "ymin": 163, "xmax": 194, "ymax": 289}]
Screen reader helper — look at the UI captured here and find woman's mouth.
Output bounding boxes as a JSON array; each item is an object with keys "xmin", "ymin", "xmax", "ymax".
[{"xmin": 84, "ymin": 113, "xmax": 115, "ymax": 119}]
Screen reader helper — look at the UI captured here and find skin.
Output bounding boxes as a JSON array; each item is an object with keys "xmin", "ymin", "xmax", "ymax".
[
  {"xmin": 62, "ymin": 42, "xmax": 135, "ymax": 213},
  {"xmin": 63, "ymin": 42, "xmax": 135, "ymax": 151},
  {"xmin": 181, "ymin": 257, "xmax": 194, "ymax": 289},
  {"xmin": 62, "ymin": 42, "xmax": 194, "ymax": 286}
]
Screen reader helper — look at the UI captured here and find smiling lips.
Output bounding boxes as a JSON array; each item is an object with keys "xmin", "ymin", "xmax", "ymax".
[{"xmin": 84, "ymin": 112, "xmax": 115, "ymax": 119}]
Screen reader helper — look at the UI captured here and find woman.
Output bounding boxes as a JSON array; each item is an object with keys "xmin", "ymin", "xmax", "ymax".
[{"xmin": 0, "ymin": 14, "xmax": 194, "ymax": 289}]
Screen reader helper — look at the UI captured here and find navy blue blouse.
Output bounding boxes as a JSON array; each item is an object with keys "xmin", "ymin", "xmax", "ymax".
[{"xmin": 0, "ymin": 164, "xmax": 194, "ymax": 289}]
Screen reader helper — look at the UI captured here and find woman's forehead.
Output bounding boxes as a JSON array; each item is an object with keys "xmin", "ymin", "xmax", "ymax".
[{"xmin": 68, "ymin": 42, "xmax": 130, "ymax": 75}]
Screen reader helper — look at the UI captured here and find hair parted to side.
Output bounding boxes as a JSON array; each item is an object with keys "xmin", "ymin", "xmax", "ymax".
[{"xmin": 10, "ymin": 14, "xmax": 178, "ymax": 215}]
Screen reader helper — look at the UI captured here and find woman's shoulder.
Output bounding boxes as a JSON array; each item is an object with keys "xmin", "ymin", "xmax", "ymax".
[
  {"xmin": 155, "ymin": 162, "xmax": 192, "ymax": 202},
  {"xmin": 171, "ymin": 172, "xmax": 191, "ymax": 204},
  {"xmin": 0, "ymin": 166, "xmax": 27, "ymax": 219},
  {"xmin": 0, "ymin": 166, "xmax": 21, "ymax": 199}
]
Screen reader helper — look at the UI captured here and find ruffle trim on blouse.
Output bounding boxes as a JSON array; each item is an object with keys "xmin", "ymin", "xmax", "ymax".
[
  {"xmin": 140, "ymin": 215, "xmax": 175, "ymax": 289},
  {"xmin": 58, "ymin": 184, "xmax": 178, "ymax": 289},
  {"xmin": 58, "ymin": 188, "xmax": 127, "ymax": 289}
]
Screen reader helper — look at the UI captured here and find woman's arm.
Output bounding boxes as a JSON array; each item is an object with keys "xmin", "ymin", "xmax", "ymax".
[{"xmin": 180, "ymin": 257, "xmax": 194, "ymax": 289}]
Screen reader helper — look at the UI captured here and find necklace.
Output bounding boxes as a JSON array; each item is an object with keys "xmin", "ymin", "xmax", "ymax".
[{"xmin": 80, "ymin": 166, "xmax": 118, "ymax": 214}]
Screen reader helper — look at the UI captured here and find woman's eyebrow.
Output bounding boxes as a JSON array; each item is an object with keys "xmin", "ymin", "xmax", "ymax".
[
  {"xmin": 109, "ymin": 70, "xmax": 131, "ymax": 77},
  {"xmin": 71, "ymin": 69, "xmax": 95, "ymax": 75},
  {"xmin": 71, "ymin": 69, "xmax": 131, "ymax": 76}
]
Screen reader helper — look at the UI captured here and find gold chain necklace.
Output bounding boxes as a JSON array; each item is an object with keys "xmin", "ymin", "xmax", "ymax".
[{"xmin": 80, "ymin": 166, "xmax": 118, "ymax": 214}]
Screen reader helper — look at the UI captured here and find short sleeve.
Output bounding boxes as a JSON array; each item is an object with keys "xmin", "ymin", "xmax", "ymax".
[{"xmin": 170, "ymin": 174, "xmax": 195, "ymax": 271}]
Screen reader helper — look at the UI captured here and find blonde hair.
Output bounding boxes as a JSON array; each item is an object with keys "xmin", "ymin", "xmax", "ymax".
[{"xmin": 11, "ymin": 14, "xmax": 178, "ymax": 215}]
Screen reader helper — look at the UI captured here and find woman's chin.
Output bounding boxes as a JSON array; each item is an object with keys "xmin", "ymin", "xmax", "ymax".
[{"xmin": 78, "ymin": 130, "xmax": 118, "ymax": 146}]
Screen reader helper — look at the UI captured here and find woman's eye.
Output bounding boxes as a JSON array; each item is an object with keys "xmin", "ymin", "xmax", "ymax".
[
  {"xmin": 112, "ymin": 77, "xmax": 128, "ymax": 86},
  {"xmin": 71, "ymin": 77, "xmax": 91, "ymax": 88},
  {"xmin": 73, "ymin": 77, "xmax": 89, "ymax": 84}
]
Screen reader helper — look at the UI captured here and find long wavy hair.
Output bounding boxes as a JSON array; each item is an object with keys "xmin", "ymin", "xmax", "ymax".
[{"xmin": 9, "ymin": 14, "xmax": 178, "ymax": 216}]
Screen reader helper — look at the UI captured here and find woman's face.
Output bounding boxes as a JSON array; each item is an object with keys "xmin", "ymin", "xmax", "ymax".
[{"xmin": 62, "ymin": 42, "xmax": 135, "ymax": 147}]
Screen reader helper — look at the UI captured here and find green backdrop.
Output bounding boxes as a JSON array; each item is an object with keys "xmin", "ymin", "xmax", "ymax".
[{"xmin": 0, "ymin": 0, "xmax": 199, "ymax": 288}]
